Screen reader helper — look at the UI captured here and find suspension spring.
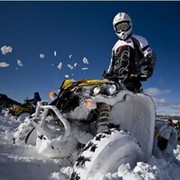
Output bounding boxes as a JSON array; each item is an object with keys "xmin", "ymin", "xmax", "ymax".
[{"xmin": 97, "ymin": 103, "xmax": 111, "ymax": 127}]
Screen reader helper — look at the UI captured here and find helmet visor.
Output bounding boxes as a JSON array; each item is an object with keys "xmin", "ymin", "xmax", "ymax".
[{"xmin": 115, "ymin": 22, "xmax": 131, "ymax": 33}]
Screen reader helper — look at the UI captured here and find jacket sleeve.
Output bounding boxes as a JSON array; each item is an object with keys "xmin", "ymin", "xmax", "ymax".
[
  {"xmin": 144, "ymin": 51, "xmax": 156, "ymax": 76},
  {"xmin": 107, "ymin": 51, "xmax": 115, "ymax": 74},
  {"xmin": 133, "ymin": 34, "xmax": 156, "ymax": 76},
  {"xmin": 104, "ymin": 47, "xmax": 116, "ymax": 79}
]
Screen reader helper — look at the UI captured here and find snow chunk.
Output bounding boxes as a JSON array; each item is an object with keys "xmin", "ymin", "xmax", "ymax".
[
  {"xmin": 74, "ymin": 63, "xmax": 77, "ymax": 67},
  {"xmin": 65, "ymin": 75, "xmax": 69, "ymax": 78},
  {"xmin": 82, "ymin": 67, "xmax": 88, "ymax": 70},
  {"xmin": 69, "ymin": 54, "xmax": 72, "ymax": 59},
  {"xmin": 40, "ymin": 54, "xmax": 45, "ymax": 59},
  {"xmin": 54, "ymin": 51, "xmax": 57, "ymax": 56},
  {"xmin": 0, "ymin": 61, "xmax": 10, "ymax": 67},
  {"xmin": 57, "ymin": 62, "xmax": 63, "ymax": 70},
  {"xmin": 1, "ymin": 45, "xmax": 13, "ymax": 55},
  {"xmin": 82, "ymin": 57, "xmax": 89, "ymax": 64},
  {"xmin": 17, "ymin": 59, "xmax": 23, "ymax": 67},
  {"xmin": 67, "ymin": 64, "xmax": 74, "ymax": 70}
]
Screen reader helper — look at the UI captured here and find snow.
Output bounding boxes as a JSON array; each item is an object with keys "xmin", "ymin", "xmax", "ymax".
[
  {"xmin": 1, "ymin": 45, "xmax": 90, "ymax": 78},
  {"xmin": 0, "ymin": 113, "xmax": 64, "ymax": 180},
  {"xmin": 57, "ymin": 62, "xmax": 63, "ymax": 70},
  {"xmin": 17, "ymin": 59, "xmax": 23, "ymax": 67},
  {"xmin": 67, "ymin": 64, "xmax": 74, "ymax": 70},
  {"xmin": 65, "ymin": 75, "xmax": 69, "ymax": 79},
  {"xmin": 1, "ymin": 111, "xmax": 180, "ymax": 180},
  {"xmin": 82, "ymin": 57, "xmax": 89, "ymax": 64},
  {"xmin": 1, "ymin": 45, "xmax": 13, "ymax": 55},
  {"xmin": 40, "ymin": 54, "xmax": 45, "ymax": 59},
  {"xmin": 74, "ymin": 62, "xmax": 77, "ymax": 67},
  {"xmin": 82, "ymin": 67, "xmax": 88, "ymax": 71},
  {"xmin": 0, "ymin": 61, "xmax": 9, "ymax": 67}
]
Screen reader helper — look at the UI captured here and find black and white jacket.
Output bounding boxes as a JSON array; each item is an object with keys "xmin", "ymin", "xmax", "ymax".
[{"xmin": 107, "ymin": 34, "xmax": 156, "ymax": 82}]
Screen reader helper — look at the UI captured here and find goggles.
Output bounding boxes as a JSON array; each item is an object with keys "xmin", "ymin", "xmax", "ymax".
[{"xmin": 115, "ymin": 22, "xmax": 130, "ymax": 33}]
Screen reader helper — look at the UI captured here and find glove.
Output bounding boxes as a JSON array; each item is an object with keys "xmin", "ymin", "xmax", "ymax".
[
  {"xmin": 102, "ymin": 70, "xmax": 112, "ymax": 79},
  {"xmin": 102, "ymin": 70, "xmax": 107, "ymax": 78},
  {"xmin": 157, "ymin": 136, "xmax": 168, "ymax": 151},
  {"xmin": 140, "ymin": 70, "xmax": 152, "ymax": 81}
]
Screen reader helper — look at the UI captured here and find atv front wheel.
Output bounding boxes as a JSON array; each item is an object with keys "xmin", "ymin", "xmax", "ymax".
[
  {"xmin": 13, "ymin": 118, "xmax": 37, "ymax": 145},
  {"xmin": 71, "ymin": 129, "xmax": 143, "ymax": 180}
]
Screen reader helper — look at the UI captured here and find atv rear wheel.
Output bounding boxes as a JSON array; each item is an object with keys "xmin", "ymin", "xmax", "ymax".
[{"xmin": 71, "ymin": 129, "xmax": 143, "ymax": 180}]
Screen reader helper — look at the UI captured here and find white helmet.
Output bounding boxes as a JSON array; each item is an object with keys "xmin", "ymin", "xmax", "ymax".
[{"xmin": 113, "ymin": 12, "xmax": 133, "ymax": 40}]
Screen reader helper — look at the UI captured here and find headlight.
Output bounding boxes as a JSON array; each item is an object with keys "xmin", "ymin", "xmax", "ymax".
[
  {"xmin": 92, "ymin": 83, "xmax": 119, "ymax": 96},
  {"xmin": 108, "ymin": 84, "xmax": 117, "ymax": 95},
  {"xmin": 92, "ymin": 86, "xmax": 101, "ymax": 96}
]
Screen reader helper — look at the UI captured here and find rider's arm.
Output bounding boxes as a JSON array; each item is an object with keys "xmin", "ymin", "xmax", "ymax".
[{"xmin": 133, "ymin": 34, "xmax": 156, "ymax": 78}]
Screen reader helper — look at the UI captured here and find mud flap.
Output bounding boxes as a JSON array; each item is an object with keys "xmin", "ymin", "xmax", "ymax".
[
  {"xmin": 25, "ymin": 127, "xmax": 37, "ymax": 145},
  {"xmin": 109, "ymin": 92, "xmax": 155, "ymax": 161}
]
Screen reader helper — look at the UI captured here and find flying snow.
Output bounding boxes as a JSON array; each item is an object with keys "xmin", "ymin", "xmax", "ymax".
[
  {"xmin": 67, "ymin": 64, "xmax": 74, "ymax": 70},
  {"xmin": 74, "ymin": 63, "xmax": 77, "ymax": 67},
  {"xmin": 82, "ymin": 57, "xmax": 89, "ymax": 64},
  {"xmin": 57, "ymin": 62, "xmax": 63, "ymax": 70},
  {"xmin": 82, "ymin": 67, "xmax": 88, "ymax": 70},
  {"xmin": 0, "ymin": 46, "xmax": 90, "ymax": 74},
  {"xmin": 40, "ymin": 54, "xmax": 45, "ymax": 59},
  {"xmin": 0, "ymin": 61, "xmax": 10, "ymax": 68},
  {"xmin": 17, "ymin": 59, "xmax": 23, "ymax": 67},
  {"xmin": 1, "ymin": 45, "xmax": 13, "ymax": 55},
  {"xmin": 65, "ymin": 75, "xmax": 69, "ymax": 78}
]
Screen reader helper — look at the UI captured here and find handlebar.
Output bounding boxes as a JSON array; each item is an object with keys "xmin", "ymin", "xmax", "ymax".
[{"xmin": 103, "ymin": 72, "xmax": 145, "ymax": 82}]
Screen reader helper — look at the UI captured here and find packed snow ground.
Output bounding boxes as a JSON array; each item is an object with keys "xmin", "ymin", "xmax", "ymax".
[{"xmin": 1, "ymin": 111, "xmax": 180, "ymax": 180}]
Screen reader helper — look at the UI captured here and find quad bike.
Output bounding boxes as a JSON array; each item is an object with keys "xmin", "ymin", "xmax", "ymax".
[
  {"xmin": 9, "ymin": 100, "xmax": 35, "ymax": 121},
  {"xmin": 13, "ymin": 78, "xmax": 155, "ymax": 179}
]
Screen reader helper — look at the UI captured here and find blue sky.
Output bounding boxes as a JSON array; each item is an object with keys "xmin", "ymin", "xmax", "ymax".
[{"xmin": 0, "ymin": 1, "xmax": 180, "ymax": 116}]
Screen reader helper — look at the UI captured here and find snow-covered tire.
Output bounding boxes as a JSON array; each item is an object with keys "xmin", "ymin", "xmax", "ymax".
[
  {"xmin": 71, "ymin": 129, "xmax": 143, "ymax": 180},
  {"xmin": 13, "ymin": 118, "xmax": 37, "ymax": 145}
]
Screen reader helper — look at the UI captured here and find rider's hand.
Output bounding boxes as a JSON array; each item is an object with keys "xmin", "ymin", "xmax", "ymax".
[
  {"xmin": 102, "ymin": 70, "xmax": 112, "ymax": 80},
  {"xmin": 140, "ymin": 70, "xmax": 152, "ymax": 81}
]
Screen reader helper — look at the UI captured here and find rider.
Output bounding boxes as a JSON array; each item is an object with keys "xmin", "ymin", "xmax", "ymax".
[
  {"xmin": 103, "ymin": 12, "xmax": 156, "ymax": 92},
  {"xmin": 153, "ymin": 119, "xmax": 177, "ymax": 162},
  {"xmin": 26, "ymin": 92, "xmax": 41, "ymax": 106}
]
